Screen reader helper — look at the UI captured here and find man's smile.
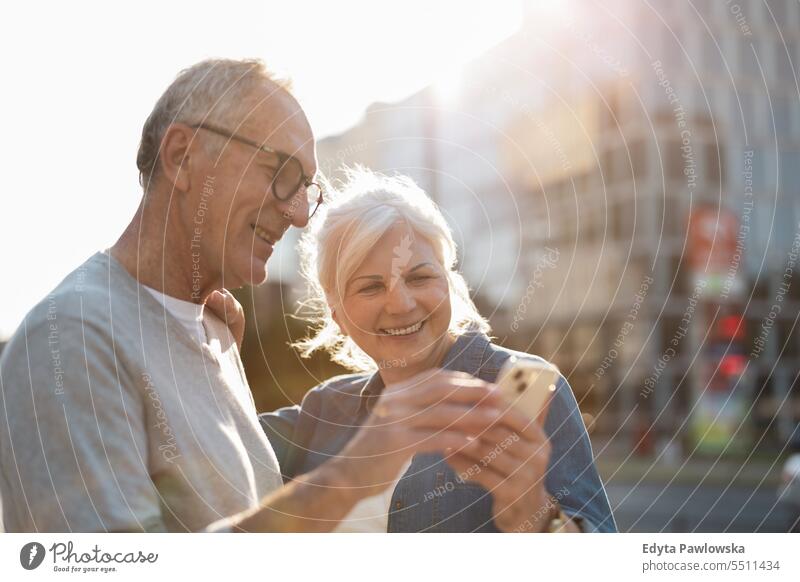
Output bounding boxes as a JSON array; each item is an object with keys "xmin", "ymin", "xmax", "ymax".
[{"xmin": 252, "ymin": 223, "xmax": 277, "ymax": 246}]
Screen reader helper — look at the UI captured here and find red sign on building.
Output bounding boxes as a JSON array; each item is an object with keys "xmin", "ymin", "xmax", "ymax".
[{"xmin": 687, "ymin": 205, "xmax": 740, "ymax": 274}]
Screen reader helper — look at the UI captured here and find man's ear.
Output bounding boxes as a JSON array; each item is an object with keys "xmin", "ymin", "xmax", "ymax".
[{"xmin": 157, "ymin": 123, "xmax": 195, "ymax": 194}]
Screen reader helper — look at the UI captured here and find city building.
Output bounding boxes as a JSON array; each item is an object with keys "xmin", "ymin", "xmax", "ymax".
[{"xmin": 316, "ymin": 0, "xmax": 800, "ymax": 454}]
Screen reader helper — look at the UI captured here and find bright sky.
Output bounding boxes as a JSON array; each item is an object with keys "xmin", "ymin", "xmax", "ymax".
[{"xmin": 0, "ymin": 0, "xmax": 522, "ymax": 339}]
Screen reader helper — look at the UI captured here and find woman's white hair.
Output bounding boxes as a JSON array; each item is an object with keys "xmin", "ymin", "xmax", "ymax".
[
  {"xmin": 136, "ymin": 58, "xmax": 290, "ymax": 190},
  {"xmin": 295, "ymin": 166, "xmax": 491, "ymax": 372}
]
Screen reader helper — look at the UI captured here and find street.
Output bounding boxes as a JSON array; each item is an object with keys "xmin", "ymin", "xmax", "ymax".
[{"xmin": 607, "ymin": 481, "xmax": 788, "ymax": 532}]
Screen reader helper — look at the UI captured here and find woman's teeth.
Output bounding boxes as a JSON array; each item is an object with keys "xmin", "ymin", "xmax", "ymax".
[
  {"xmin": 381, "ymin": 320, "xmax": 424, "ymax": 336},
  {"xmin": 253, "ymin": 224, "xmax": 273, "ymax": 244}
]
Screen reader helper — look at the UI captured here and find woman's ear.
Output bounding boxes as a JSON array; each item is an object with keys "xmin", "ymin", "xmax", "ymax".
[{"xmin": 330, "ymin": 305, "xmax": 349, "ymax": 336}]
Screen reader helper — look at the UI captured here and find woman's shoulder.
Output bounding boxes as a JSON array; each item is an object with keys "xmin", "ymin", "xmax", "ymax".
[
  {"xmin": 465, "ymin": 335, "xmax": 552, "ymax": 382},
  {"xmin": 296, "ymin": 372, "xmax": 375, "ymax": 423},
  {"xmin": 307, "ymin": 372, "xmax": 373, "ymax": 397},
  {"xmin": 492, "ymin": 343, "xmax": 551, "ymax": 366}
]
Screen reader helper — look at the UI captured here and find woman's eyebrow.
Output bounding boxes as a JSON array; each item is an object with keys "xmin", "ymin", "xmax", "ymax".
[
  {"xmin": 348, "ymin": 263, "xmax": 433, "ymax": 286},
  {"xmin": 350, "ymin": 274, "xmax": 383, "ymax": 283},
  {"xmin": 408, "ymin": 262, "xmax": 434, "ymax": 273}
]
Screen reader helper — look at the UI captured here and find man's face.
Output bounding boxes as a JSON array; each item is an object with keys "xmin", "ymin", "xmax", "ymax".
[{"xmin": 189, "ymin": 87, "xmax": 316, "ymax": 291}]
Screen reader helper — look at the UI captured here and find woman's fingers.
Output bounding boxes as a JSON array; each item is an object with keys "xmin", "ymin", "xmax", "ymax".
[
  {"xmin": 380, "ymin": 370, "xmax": 503, "ymax": 409},
  {"xmin": 378, "ymin": 401, "xmax": 504, "ymax": 437},
  {"xmin": 451, "ymin": 432, "xmax": 550, "ymax": 480},
  {"xmin": 491, "ymin": 387, "xmax": 555, "ymax": 442},
  {"xmin": 447, "ymin": 451, "xmax": 546, "ymax": 505},
  {"xmin": 344, "ymin": 426, "xmax": 475, "ymax": 462},
  {"xmin": 409, "ymin": 429, "xmax": 475, "ymax": 455},
  {"xmin": 470, "ymin": 424, "xmax": 547, "ymax": 461},
  {"xmin": 446, "ymin": 452, "xmax": 513, "ymax": 492},
  {"xmin": 205, "ymin": 288, "xmax": 245, "ymax": 348}
]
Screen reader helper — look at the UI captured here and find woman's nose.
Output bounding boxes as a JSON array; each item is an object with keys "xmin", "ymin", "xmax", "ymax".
[{"xmin": 384, "ymin": 281, "xmax": 416, "ymax": 313}]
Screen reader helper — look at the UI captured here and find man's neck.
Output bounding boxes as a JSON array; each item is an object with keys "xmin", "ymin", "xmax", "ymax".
[{"xmin": 110, "ymin": 191, "xmax": 221, "ymax": 303}]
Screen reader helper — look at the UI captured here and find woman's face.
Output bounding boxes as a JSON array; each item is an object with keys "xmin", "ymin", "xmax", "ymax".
[{"xmin": 333, "ymin": 222, "xmax": 453, "ymax": 377}]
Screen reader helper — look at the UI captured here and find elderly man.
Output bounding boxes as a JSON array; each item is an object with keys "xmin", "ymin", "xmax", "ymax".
[{"xmin": 0, "ymin": 58, "xmax": 505, "ymax": 532}]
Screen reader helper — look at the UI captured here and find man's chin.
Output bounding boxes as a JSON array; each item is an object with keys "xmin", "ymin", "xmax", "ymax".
[
  {"xmin": 253, "ymin": 268, "xmax": 269, "ymax": 286},
  {"xmin": 225, "ymin": 261, "xmax": 268, "ymax": 289},
  {"xmin": 248, "ymin": 261, "xmax": 269, "ymax": 287}
]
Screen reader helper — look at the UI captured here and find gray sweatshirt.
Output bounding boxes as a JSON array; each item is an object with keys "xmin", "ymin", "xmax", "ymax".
[{"xmin": 0, "ymin": 252, "xmax": 282, "ymax": 532}]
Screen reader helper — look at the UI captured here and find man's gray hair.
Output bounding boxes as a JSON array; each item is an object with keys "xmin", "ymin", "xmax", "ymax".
[{"xmin": 136, "ymin": 58, "xmax": 290, "ymax": 190}]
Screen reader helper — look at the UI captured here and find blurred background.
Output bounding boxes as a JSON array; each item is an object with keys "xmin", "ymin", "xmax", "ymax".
[
  {"xmin": 2, "ymin": 0, "xmax": 799, "ymax": 531},
  {"xmin": 237, "ymin": 0, "xmax": 800, "ymax": 532}
]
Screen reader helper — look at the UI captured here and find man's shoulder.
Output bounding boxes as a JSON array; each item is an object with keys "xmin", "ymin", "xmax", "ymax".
[{"xmin": 1, "ymin": 253, "xmax": 123, "ymax": 360}]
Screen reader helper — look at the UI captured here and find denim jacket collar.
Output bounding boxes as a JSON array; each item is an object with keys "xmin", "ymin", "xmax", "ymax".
[{"xmin": 357, "ymin": 332, "xmax": 496, "ymax": 417}]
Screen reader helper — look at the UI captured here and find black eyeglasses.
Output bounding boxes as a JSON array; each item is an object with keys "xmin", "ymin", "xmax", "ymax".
[{"xmin": 190, "ymin": 122, "xmax": 323, "ymax": 220}]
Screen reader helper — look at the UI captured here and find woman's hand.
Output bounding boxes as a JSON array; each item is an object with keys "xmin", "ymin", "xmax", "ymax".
[
  {"xmin": 444, "ymin": 392, "xmax": 573, "ymax": 532},
  {"xmin": 332, "ymin": 369, "xmax": 509, "ymax": 499},
  {"xmin": 205, "ymin": 289, "xmax": 245, "ymax": 350}
]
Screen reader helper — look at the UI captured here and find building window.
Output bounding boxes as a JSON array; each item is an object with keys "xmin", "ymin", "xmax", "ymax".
[
  {"xmin": 790, "ymin": 262, "xmax": 800, "ymax": 302},
  {"xmin": 601, "ymin": 148, "xmax": 617, "ymax": 185},
  {"xmin": 630, "ymin": 138, "xmax": 648, "ymax": 182},
  {"xmin": 668, "ymin": 255, "xmax": 689, "ymax": 296},
  {"xmin": 663, "ymin": 196, "xmax": 687, "ymax": 239},
  {"xmin": 666, "ymin": 140, "xmax": 684, "ymax": 182},
  {"xmin": 752, "ymin": 277, "xmax": 771, "ymax": 301},
  {"xmin": 706, "ymin": 142, "xmax": 722, "ymax": 186},
  {"xmin": 612, "ymin": 201, "xmax": 633, "ymax": 242},
  {"xmin": 739, "ymin": 40, "xmax": 760, "ymax": 79},
  {"xmin": 766, "ymin": 0, "xmax": 790, "ymax": 29},
  {"xmin": 660, "ymin": 315, "xmax": 686, "ymax": 357},
  {"xmin": 776, "ymin": 320, "xmax": 795, "ymax": 353},
  {"xmin": 774, "ymin": 40, "xmax": 797, "ymax": 81}
]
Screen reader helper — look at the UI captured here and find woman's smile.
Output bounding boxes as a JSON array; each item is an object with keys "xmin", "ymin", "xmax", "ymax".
[{"xmin": 378, "ymin": 318, "xmax": 426, "ymax": 337}]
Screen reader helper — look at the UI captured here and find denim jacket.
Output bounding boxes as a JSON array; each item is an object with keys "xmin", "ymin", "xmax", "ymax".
[{"xmin": 259, "ymin": 333, "xmax": 617, "ymax": 532}]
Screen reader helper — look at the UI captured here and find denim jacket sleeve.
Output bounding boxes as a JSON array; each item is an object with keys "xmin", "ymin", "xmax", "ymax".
[
  {"xmin": 544, "ymin": 373, "xmax": 617, "ymax": 532},
  {"xmin": 259, "ymin": 382, "xmax": 337, "ymax": 482},
  {"xmin": 259, "ymin": 405, "xmax": 301, "ymax": 482}
]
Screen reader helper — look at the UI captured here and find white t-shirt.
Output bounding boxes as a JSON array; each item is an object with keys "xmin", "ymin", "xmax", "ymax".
[
  {"xmin": 333, "ymin": 459, "xmax": 412, "ymax": 533},
  {"xmin": 142, "ymin": 286, "xmax": 245, "ymax": 409},
  {"xmin": 142, "ymin": 285, "xmax": 207, "ymax": 343}
]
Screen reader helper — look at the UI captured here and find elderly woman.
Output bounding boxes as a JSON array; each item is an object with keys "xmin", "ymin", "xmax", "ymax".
[{"xmin": 259, "ymin": 168, "xmax": 616, "ymax": 533}]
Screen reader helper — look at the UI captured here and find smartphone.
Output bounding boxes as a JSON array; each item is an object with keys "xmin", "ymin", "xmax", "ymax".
[{"xmin": 495, "ymin": 357, "xmax": 559, "ymax": 421}]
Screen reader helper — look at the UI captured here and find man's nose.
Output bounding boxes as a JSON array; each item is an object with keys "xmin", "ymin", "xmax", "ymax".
[
  {"xmin": 291, "ymin": 190, "xmax": 310, "ymax": 228},
  {"xmin": 280, "ymin": 189, "xmax": 310, "ymax": 229}
]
